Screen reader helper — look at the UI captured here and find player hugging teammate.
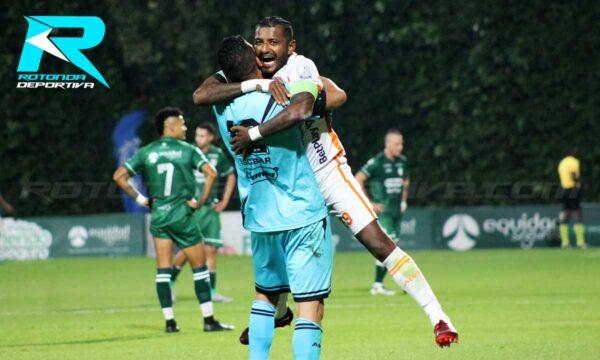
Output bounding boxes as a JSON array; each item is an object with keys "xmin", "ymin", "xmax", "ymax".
[{"xmin": 193, "ymin": 16, "xmax": 459, "ymax": 353}]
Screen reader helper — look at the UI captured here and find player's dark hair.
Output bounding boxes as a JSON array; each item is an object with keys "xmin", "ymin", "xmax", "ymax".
[
  {"xmin": 154, "ymin": 107, "xmax": 183, "ymax": 136},
  {"xmin": 256, "ymin": 16, "xmax": 294, "ymax": 44},
  {"xmin": 197, "ymin": 122, "xmax": 215, "ymax": 136},
  {"xmin": 218, "ymin": 35, "xmax": 256, "ymax": 83}
]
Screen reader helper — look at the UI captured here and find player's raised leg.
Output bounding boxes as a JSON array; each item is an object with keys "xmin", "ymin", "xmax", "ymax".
[
  {"xmin": 356, "ymin": 221, "xmax": 458, "ymax": 347},
  {"xmin": 153, "ymin": 236, "xmax": 179, "ymax": 333},
  {"xmin": 370, "ymin": 215, "xmax": 397, "ymax": 296}
]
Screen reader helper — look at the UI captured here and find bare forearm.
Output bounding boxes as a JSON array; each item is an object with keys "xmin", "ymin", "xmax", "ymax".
[
  {"xmin": 222, "ymin": 174, "xmax": 236, "ymax": 205},
  {"xmin": 113, "ymin": 167, "xmax": 140, "ymax": 200},
  {"xmin": 402, "ymin": 180, "xmax": 410, "ymax": 202},
  {"xmin": 193, "ymin": 75, "xmax": 243, "ymax": 106},
  {"xmin": 320, "ymin": 76, "xmax": 346, "ymax": 110},
  {"xmin": 257, "ymin": 93, "xmax": 314, "ymax": 137},
  {"xmin": 198, "ymin": 174, "xmax": 216, "ymax": 204}
]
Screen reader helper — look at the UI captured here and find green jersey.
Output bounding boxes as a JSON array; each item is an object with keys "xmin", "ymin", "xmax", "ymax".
[
  {"xmin": 124, "ymin": 137, "xmax": 208, "ymax": 227},
  {"xmin": 360, "ymin": 151, "xmax": 409, "ymax": 217},
  {"xmin": 193, "ymin": 145, "xmax": 234, "ymax": 205}
]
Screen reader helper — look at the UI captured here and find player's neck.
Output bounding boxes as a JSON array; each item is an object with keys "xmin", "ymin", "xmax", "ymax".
[{"xmin": 201, "ymin": 144, "xmax": 211, "ymax": 153}]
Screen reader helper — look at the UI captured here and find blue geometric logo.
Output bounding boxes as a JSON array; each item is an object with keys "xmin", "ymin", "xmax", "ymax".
[{"xmin": 17, "ymin": 16, "xmax": 109, "ymax": 88}]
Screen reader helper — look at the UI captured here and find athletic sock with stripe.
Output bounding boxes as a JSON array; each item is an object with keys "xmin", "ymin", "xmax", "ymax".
[
  {"xmin": 383, "ymin": 247, "xmax": 446, "ymax": 326},
  {"xmin": 155, "ymin": 268, "xmax": 174, "ymax": 320},
  {"xmin": 293, "ymin": 317, "xmax": 322, "ymax": 360},
  {"xmin": 249, "ymin": 300, "xmax": 275, "ymax": 359},
  {"xmin": 192, "ymin": 266, "xmax": 214, "ymax": 322}
]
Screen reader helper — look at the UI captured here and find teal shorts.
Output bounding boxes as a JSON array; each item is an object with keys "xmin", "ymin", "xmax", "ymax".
[{"xmin": 251, "ymin": 217, "xmax": 333, "ymax": 302}]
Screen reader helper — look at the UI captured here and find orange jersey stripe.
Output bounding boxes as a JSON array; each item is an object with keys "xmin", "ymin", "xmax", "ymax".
[{"xmin": 335, "ymin": 158, "xmax": 377, "ymax": 219}]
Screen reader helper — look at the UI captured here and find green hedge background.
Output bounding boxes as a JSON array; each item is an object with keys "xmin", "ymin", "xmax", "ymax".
[{"xmin": 1, "ymin": 0, "xmax": 598, "ymax": 216}]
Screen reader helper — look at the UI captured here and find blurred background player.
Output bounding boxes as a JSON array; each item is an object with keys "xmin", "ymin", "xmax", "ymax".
[
  {"xmin": 558, "ymin": 146, "xmax": 587, "ymax": 249},
  {"xmin": 113, "ymin": 107, "xmax": 233, "ymax": 332},
  {"xmin": 171, "ymin": 123, "xmax": 236, "ymax": 302},
  {"xmin": 355, "ymin": 129, "xmax": 409, "ymax": 296}
]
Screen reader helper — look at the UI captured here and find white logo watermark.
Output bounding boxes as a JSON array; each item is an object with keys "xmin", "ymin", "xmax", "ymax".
[{"xmin": 443, "ymin": 214, "xmax": 479, "ymax": 251}]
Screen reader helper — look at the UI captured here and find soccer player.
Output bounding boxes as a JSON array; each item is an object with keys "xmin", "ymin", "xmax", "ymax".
[
  {"xmin": 355, "ymin": 129, "xmax": 409, "ymax": 296},
  {"xmin": 170, "ymin": 123, "xmax": 237, "ymax": 303},
  {"xmin": 558, "ymin": 146, "xmax": 587, "ymax": 248},
  {"xmin": 194, "ymin": 16, "xmax": 458, "ymax": 347},
  {"xmin": 112, "ymin": 107, "xmax": 233, "ymax": 333},
  {"xmin": 215, "ymin": 35, "xmax": 333, "ymax": 360}
]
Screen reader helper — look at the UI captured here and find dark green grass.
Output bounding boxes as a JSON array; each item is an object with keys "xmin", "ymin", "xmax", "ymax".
[{"xmin": 1, "ymin": 249, "xmax": 599, "ymax": 359}]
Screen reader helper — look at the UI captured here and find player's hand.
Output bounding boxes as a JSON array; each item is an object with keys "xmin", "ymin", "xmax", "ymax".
[
  {"xmin": 372, "ymin": 203, "xmax": 384, "ymax": 213},
  {"xmin": 269, "ymin": 78, "xmax": 290, "ymax": 106},
  {"xmin": 213, "ymin": 200, "xmax": 227, "ymax": 213},
  {"xmin": 230, "ymin": 125, "xmax": 252, "ymax": 156},
  {"xmin": 187, "ymin": 199, "xmax": 200, "ymax": 210},
  {"xmin": 401, "ymin": 201, "xmax": 407, "ymax": 214}
]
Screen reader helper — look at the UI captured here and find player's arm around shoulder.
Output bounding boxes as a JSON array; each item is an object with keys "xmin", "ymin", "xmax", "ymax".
[
  {"xmin": 193, "ymin": 71, "xmax": 273, "ymax": 106},
  {"xmin": 229, "ymin": 82, "xmax": 317, "ymax": 155},
  {"xmin": 320, "ymin": 76, "xmax": 347, "ymax": 110}
]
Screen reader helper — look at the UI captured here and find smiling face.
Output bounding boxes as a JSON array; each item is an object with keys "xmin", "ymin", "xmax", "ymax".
[{"xmin": 254, "ymin": 25, "xmax": 296, "ymax": 78}]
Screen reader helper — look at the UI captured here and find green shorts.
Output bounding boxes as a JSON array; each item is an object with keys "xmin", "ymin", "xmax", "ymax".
[
  {"xmin": 151, "ymin": 205, "xmax": 203, "ymax": 249},
  {"xmin": 194, "ymin": 205, "xmax": 222, "ymax": 248},
  {"xmin": 379, "ymin": 214, "xmax": 402, "ymax": 241}
]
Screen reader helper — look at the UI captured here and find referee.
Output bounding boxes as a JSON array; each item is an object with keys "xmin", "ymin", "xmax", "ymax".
[{"xmin": 557, "ymin": 146, "xmax": 586, "ymax": 249}]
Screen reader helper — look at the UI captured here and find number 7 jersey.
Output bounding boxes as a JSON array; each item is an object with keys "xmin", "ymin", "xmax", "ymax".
[{"xmin": 124, "ymin": 137, "xmax": 209, "ymax": 226}]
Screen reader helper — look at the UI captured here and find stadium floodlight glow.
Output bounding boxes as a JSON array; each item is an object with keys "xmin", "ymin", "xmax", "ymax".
[{"xmin": 17, "ymin": 15, "xmax": 109, "ymax": 88}]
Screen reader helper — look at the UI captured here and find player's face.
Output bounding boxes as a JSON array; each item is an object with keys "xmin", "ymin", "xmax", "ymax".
[
  {"xmin": 195, "ymin": 128, "xmax": 213, "ymax": 148},
  {"xmin": 254, "ymin": 26, "xmax": 295, "ymax": 77},
  {"xmin": 386, "ymin": 134, "xmax": 404, "ymax": 157},
  {"xmin": 172, "ymin": 116, "xmax": 187, "ymax": 140}
]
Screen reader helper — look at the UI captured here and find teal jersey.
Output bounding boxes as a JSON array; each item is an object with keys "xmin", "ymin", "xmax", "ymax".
[{"xmin": 212, "ymin": 92, "xmax": 327, "ymax": 232}]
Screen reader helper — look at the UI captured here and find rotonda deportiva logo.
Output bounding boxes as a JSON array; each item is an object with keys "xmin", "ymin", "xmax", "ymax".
[{"xmin": 17, "ymin": 16, "xmax": 109, "ymax": 89}]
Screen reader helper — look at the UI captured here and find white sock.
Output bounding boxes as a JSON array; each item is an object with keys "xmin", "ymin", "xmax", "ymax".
[
  {"xmin": 275, "ymin": 293, "xmax": 289, "ymax": 319},
  {"xmin": 200, "ymin": 302, "xmax": 214, "ymax": 317},
  {"xmin": 162, "ymin": 307, "xmax": 174, "ymax": 320},
  {"xmin": 383, "ymin": 247, "xmax": 446, "ymax": 326}
]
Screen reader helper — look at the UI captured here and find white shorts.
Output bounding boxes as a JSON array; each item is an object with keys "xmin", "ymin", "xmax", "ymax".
[{"xmin": 314, "ymin": 156, "xmax": 378, "ymax": 234}]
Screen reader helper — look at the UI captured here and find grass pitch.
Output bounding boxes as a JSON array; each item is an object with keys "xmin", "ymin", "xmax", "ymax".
[{"xmin": 1, "ymin": 249, "xmax": 599, "ymax": 359}]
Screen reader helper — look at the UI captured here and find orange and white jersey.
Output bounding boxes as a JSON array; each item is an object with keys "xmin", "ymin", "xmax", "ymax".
[
  {"xmin": 276, "ymin": 54, "xmax": 376, "ymax": 233},
  {"xmin": 274, "ymin": 53, "xmax": 345, "ymax": 173}
]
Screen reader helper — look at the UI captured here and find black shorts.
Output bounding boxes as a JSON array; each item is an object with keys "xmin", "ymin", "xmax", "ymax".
[{"xmin": 561, "ymin": 187, "xmax": 582, "ymax": 210}]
